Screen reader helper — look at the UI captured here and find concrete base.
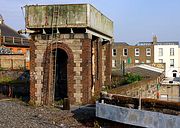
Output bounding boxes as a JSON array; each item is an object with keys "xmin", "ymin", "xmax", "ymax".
[{"xmin": 96, "ymin": 102, "xmax": 180, "ymax": 128}]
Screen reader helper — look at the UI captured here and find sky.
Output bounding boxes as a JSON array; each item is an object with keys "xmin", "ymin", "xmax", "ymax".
[{"xmin": 0, "ymin": 0, "xmax": 180, "ymax": 44}]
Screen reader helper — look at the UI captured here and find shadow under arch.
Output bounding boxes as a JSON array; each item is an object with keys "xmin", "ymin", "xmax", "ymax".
[{"xmin": 42, "ymin": 42, "xmax": 75, "ymax": 105}]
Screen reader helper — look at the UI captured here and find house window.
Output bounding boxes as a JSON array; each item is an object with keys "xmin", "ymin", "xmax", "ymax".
[
  {"xmin": 170, "ymin": 59, "xmax": 174, "ymax": 67},
  {"xmin": 146, "ymin": 48, "xmax": 151, "ymax": 56},
  {"xmin": 123, "ymin": 48, "xmax": 128, "ymax": 56},
  {"xmin": 112, "ymin": 49, "xmax": 117, "ymax": 56},
  {"xmin": 17, "ymin": 49, "xmax": 22, "ymax": 54},
  {"xmin": 170, "ymin": 48, "xmax": 174, "ymax": 56},
  {"xmin": 135, "ymin": 48, "xmax": 140, "ymax": 56},
  {"xmin": 146, "ymin": 60, "xmax": 151, "ymax": 63},
  {"xmin": 26, "ymin": 50, "xmax": 30, "ymax": 62},
  {"xmin": 159, "ymin": 59, "xmax": 163, "ymax": 63},
  {"xmin": 135, "ymin": 59, "xmax": 139, "ymax": 63},
  {"xmin": 158, "ymin": 48, "xmax": 163, "ymax": 56},
  {"xmin": 112, "ymin": 60, "xmax": 116, "ymax": 67}
]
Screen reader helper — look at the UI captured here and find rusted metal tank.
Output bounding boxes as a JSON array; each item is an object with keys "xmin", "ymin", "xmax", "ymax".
[{"xmin": 25, "ymin": 4, "xmax": 113, "ymax": 37}]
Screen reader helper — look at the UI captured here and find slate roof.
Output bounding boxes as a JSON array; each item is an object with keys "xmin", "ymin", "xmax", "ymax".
[
  {"xmin": 0, "ymin": 15, "xmax": 29, "ymax": 47},
  {"xmin": 113, "ymin": 42, "xmax": 129, "ymax": 46},
  {"xmin": 137, "ymin": 42, "xmax": 179, "ymax": 46}
]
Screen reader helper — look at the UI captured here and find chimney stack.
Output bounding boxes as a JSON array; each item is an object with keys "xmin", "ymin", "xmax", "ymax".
[
  {"xmin": 0, "ymin": 14, "xmax": 3, "ymax": 24},
  {"xmin": 153, "ymin": 35, "xmax": 157, "ymax": 44}
]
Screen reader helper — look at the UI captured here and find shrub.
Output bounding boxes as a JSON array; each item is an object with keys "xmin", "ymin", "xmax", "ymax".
[{"xmin": 123, "ymin": 73, "xmax": 142, "ymax": 84}]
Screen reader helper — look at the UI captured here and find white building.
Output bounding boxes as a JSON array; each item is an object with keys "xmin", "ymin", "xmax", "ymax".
[{"xmin": 154, "ymin": 42, "xmax": 179, "ymax": 77}]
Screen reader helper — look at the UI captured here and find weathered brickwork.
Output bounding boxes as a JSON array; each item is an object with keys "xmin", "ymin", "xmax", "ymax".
[
  {"xmin": 30, "ymin": 33, "xmax": 112, "ymax": 105},
  {"xmin": 102, "ymin": 45, "xmax": 106, "ymax": 85},
  {"xmin": 105, "ymin": 43, "xmax": 112, "ymax": 85}
]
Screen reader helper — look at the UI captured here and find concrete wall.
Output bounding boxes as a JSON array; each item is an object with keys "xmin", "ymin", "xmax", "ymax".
[
  {"xmin": 159, "ymin": 84, "xmax": 180, "ymax": 102},
  {"xmin": 96, "ymin": 102, "xmax": 180, "ymax": 128},
  {"xmin": 25, "ymin": 4, "xmax": 113, "ymax": 37},
  {"xmin": 0, "ymin": 54, "xmax": 26, "ymax": 69}
]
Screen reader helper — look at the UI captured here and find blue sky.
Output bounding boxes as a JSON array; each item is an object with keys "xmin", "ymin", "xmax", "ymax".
[{"xmin": 0, "ymin": 0, "xmax": 180, "ymax": 44}]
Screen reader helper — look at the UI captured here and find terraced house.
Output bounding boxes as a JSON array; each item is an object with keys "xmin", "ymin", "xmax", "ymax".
[
  {"xmin": 112, "ymin": 36, "xmax": 180, "ymax": 78},
  {"xmin": 0, "ymin": 14, "xmax": 30, "ymax": 69}
]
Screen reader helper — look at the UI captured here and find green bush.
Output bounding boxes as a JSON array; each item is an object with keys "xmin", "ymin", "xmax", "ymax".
[
  {"xmin": 123, "ymin": 73, "xmax": 142, "ymax": 84},
  {"xmin": 103, "ymin": 73, "xmax": 143, "ymax": 92},
  {"xmin": 0, "ymin": 76, "xmax": 14, "ymax": 84},
  {"xmin": 0, "ymin": 66, "xmax": 4, "ymax": 71}
]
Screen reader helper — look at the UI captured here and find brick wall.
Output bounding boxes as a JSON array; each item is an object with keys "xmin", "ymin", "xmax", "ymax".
[
  {"xmin": 109, "ymin": 73, "xmax": 164, "ymax": 99},
  {"xmin": 30, "ymin": 33, "xmax": 112, "ymax": 106},
  {"xmin": 112, "ymin": 43, "xmax": 154, "ymax": 70}
]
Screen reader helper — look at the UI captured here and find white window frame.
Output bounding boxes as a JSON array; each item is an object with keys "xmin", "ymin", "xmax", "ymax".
[
  {"xmin": 123, "ymin": 48, "xmax": 128, "ymax": 56},
  {"xmin": 135, "ymin": 48, "xmax": 140, "ymax": 56},
  {"xmin": 112, "ymin": 49, "xmax": 117, "ymax": 56},
  {"xmin": 146, "ymin": 48, "xmax": 151, "ymax": 56},
  {"xmin": 146, "ymin": 60, "xmax": 151, "ymax": 63},
  {"xmin": 170, "ymin": 59, "xmax": 174, "ymax": 67},
  {"xmin": 158, "ymin": 48, "xmax": 163, "ymax": 56},
  {"xmin": 135, "ymin": 59, "xmax": 139, "ymax": 63},
  {"xmin": 170, "ymin": 48, "xmax": 174, "ymax": 56},
  {"xmin": 112, "ymin": 60, "xmax": 116, "ymax": 67},
  {"xmin": 26, "ymin": 49, "xmax": 30, "ymax": 62},
  {"xmin": 159, "ymin": 59, "xmax": 163, "ymax": 63},
  {"xmin": 17, "ymin": 49, "xmax": 22, "ymax": 54}
]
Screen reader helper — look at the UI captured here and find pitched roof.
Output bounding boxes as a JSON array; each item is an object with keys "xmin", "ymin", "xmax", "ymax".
[
  {"xmin": 113, "ymin": 42, "xmax": 129, "ymax": 46},
  {"xmin": 0, "ymin": 23, "xmax": 25, "ymax": 38},
  {"xmin": 0, "ymin": 21, "xmax": 29, "ymax": 47},
  {"xmin": 137, "ymin": 42, "xmax": 179, "ymax": 46}
]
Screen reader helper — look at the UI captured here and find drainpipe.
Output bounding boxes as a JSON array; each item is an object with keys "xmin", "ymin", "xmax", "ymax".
[
  {"xmin": 138, "ymin": 88, "xmax": 142, "ymax": 110},
  {"xmin": 122, "ymin": 60, "xmax": 125, "ymax": 76},
  {"xmin": 92, "ymin": 42, "xmax": 95, "ymax": 96},
  {"xmin": 96, "ymin": 39, "xmax": 99, "ymax": 80}
]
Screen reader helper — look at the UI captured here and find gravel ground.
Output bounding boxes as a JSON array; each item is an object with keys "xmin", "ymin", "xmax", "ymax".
[{"xmin": 0, "ymin": 99, "xmax": 96, "ymax": 128}]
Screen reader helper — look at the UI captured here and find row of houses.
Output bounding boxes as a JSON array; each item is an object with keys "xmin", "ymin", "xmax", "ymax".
[
  {"xmin": 0, "ymin": 14, "xmax": 30, "ymax": 70},
  {"xmin": 112, "ymin": 35, "xmax": 180, "ymax": 78}
]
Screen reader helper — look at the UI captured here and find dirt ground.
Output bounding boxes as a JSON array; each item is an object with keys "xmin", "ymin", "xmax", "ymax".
[{"xmin": 0, "ymin": 94, "xmax": 96, "ymax": 128}]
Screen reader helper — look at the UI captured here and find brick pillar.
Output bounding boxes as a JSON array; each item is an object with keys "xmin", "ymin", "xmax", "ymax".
[
  {"xmin": 104, "ymin": 42, "xmax": 112, "ymax": 85},
  {"xmin": 92, "ymin": 38, "xmax": 103, "ymax": 96},
  {"xmin": 81, "ymin": 38, "xmax": 92, "ymax": 104},
  {"xmin": 29, "ymin": 41, "xmax": 37, "ymax": 105}
]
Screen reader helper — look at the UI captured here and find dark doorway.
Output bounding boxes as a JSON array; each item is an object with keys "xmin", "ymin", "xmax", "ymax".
[{"xmin": 53, "ymin": 48, "xmax": 68, "ymax": 101}]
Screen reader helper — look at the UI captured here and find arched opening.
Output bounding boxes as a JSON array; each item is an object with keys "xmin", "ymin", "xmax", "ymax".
[
  {"xmin": 53, "ymin": 48, "xmax": 68, "ymax": 101},
  {"xmin": 172, "ymin": 70, "xmax": 177, "ymax": 77}
]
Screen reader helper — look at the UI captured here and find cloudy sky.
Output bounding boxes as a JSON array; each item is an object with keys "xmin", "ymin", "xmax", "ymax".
[{"xmin": 0, "ymin": 0, "xmax": 180, "ymax": 44}]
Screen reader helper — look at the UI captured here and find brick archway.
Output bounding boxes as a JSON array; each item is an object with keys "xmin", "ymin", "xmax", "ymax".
[{"xmin": 42, "ymin": 42, "xmax": 75, "ymax": 105}]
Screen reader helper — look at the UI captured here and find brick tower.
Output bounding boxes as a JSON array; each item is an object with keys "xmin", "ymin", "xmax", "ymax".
[{"xmin": 24, "ymin": 4, "xmax": 113, "ymax": 105}]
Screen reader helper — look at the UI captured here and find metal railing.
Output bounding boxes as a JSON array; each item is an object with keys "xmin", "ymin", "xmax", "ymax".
[{"xmin": 0, "ymin": 36, "xmax": 29, "ymax": 45}]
